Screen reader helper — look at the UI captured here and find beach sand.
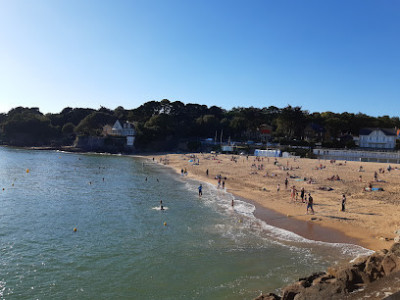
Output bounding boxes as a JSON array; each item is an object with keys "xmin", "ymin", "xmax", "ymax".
[{"xmin": 149, "ymin": 153, "xmax": 400, "ymax": 251}]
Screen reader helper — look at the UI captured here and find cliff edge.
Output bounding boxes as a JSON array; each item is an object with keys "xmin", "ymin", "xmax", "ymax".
[{"xmin": 256, "ymin": 243, "xmax": 400, "ymax": 300}]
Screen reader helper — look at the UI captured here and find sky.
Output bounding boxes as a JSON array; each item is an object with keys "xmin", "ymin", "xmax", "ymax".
[{"xmin": 0, "ymin": 0, "xmax": 399, "ymax": 116}]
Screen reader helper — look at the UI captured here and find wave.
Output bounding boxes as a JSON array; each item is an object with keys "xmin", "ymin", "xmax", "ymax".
[{"xmin": 182, "ymin": 179, "xmax": 373, "ymax": 258}]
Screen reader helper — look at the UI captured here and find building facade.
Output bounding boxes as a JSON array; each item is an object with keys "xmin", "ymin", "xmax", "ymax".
[{"xmin": 359, "ymin": 128, "xmax": 396, "ymax": 149}]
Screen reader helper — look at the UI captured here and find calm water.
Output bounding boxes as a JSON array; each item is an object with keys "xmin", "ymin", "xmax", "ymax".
[{"xmin": 0, "ymin": 147, "xmax": 372, "ymax": 299}]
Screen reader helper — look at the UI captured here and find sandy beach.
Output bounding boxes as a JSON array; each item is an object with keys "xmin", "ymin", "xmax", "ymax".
[{"xmin": 149, "ymin": 153, "xmax": 400, "ymax": 251}]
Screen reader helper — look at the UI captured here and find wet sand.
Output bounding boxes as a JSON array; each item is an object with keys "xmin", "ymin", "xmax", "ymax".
[
  {"xmin": 146, "ymin": 153, "xmax": 400, "ymax": 251},
  {"xmin": 245, "ymin": 196, "xmax": 361, "ymax": 245}
]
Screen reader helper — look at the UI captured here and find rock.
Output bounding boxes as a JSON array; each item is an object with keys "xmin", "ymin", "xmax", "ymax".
[
  {"xmin": 298, "ymin": 272, "xmax": 325, "ymax": 288},
  {"xmin": 377, "ymin": 249, "xmax": 389, "ymax": 255},
  {"xmin": 258, "ymin": 243, "xmax": 400, "ymax": 300},
  {"xmin": 382, "ymin": 253, "xmax": 400, "ymax": 275},
  {"xmin": 292, "ymin": 282, "xmax": 345, "ymax": 300},
  {"xmin": 364, "ymin": 252, "xmax": 385, "ymax": 281},
  {"xmin": 389, "ymin": 243, "xmax": 400, "ymax": 257},
  {"xmin": 312, "ymin": 274, "xmax": 335, "ymax": 285},
  {"xmin": 336, "ymin": 266, "xmax": 366, "ymax": 292},
  {"xmin": 282, "ymin": 282, "xmax": 305, "ymax": 300},
  {"xmin": 351, "ymin": 255, "xmax": 368, "ymax": 268},
  {"xmin": 326, "ymin": 266, "xmax": 339, "ymax": 277},
  {"xmin": 254, "ymin": 293, "xmax": 281, "ymax": 300}
]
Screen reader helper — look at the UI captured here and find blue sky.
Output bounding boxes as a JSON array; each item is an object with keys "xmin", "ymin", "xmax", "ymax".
[{"xmin": 0, "ymin": 0, "xmax": 399, "ymax": 116}]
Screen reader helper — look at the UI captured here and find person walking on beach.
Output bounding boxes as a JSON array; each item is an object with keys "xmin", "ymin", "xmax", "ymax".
[
  {"xmin": 300, "ymin": 187, "xmax": 305, "ymax": 203},
  {"xmin": 206, "ymin": 169, "xmax": 209, "ymax": 176},
  {"xmin": 290, "ymin": 185, "xmax": 296, "ymax": 202},
  {"xmin": 198, "ymin": 184, "xmax": 203, "ymax": 197},
  {"xmin": 341, "ymin": 194, "xmax": 346, "ymax": 212},
  {"xmin": 284, "ymin": 178, "xmax": 288, "ymax": 189},
  {"xmin": 307, "ymin": 193, "xmax": 314, "ymax": 214},
  {"xmin": 222, "ymin": 180, "xmax": 225, "ymax": 189}
]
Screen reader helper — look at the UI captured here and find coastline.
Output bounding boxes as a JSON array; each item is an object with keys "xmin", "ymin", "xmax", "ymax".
[
  {"xmin": 141, "ymin": 153, "xmax": 400, "ymax": 252},
  {"xmin": 242, "ymin": 196, "xmax": 361, "ymax": 246},
  {"xmin": 5, "ymin": 145, "xmax": 391, "ymax": 250},
  {"xmin": 139, "ymin": 154, "xmax": 367, "ymax": 250}
]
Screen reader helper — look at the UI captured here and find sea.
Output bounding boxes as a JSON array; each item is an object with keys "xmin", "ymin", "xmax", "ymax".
[{"xmin": 0, "ymin": 147, "xmax": 373, "ymax": 299}]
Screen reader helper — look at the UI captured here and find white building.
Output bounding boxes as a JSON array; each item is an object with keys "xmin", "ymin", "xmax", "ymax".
[
  {"xmin": 359, "ymin": 128, "xmax": 396, "ymax": 149},
  {"xmin": 313, "ymin": 148, "xmax": 400, "ymax": 163},
  {"xmin": 254, "ymin": 149, "xmax": 281, "ymax": 157},
  {"xmin": 104, "ymin": 120, "xmax": 136, "ymax": 147}
]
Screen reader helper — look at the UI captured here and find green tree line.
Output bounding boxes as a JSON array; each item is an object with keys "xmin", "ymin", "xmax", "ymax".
[{"xmin": 0, "ymin": 100, "xmax": 399, "ymax": 149}]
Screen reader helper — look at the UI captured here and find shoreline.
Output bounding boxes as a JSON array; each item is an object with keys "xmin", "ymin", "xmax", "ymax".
[
  {"xmin": 3, "ymin": 145, "xmax": 392, "ymax": 251},
  {"xmin": 140, "ymin": 154, "xmax": 367, "ymax": 250},
  {"xmin": 143, "ymin": 153, "xmax": 400, "ymax": 251},
  {"xmin": 241, "ymin": 196, "xmax": 362, "ymax": 246}
]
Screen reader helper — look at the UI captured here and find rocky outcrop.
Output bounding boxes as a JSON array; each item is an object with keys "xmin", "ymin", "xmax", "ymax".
[{"xmin": 256, "ymin": 243, "xmax": 400, "ymax": 300}]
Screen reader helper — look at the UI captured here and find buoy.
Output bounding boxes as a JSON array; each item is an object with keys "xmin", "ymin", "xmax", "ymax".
[
  {"xmin": 12, "ymin": 183, "xmax": 14, "ymax": 187},
  {"xmin": 2, "ymin": 188, "xmax": 4, "ymax": 191},
  {"xmin": 163, "ymin": 222, "xmax": 167, "ymax": 226},
  {"xmin": 26, "ymin": 169, "xmax": 30, "ymax": 173},
  {"xmin": 73, "ymin": 227, "xmax": 77, "ymax": 232}
]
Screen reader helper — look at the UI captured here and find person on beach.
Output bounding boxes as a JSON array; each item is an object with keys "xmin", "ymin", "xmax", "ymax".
[
  {"xmin": 300, "ymin": 187, "xmax": 305, "ymax": 202},
  {"xmin": 284, "ymin": 178, "xmax": 288, "ymax": 189},
  {"xmin": 222, "ymin": 180, "xmax": 225, "ymax": 189},
  {"xmin": 307, "ymin": 193, "xmax": 314, "ymax": 214},
  {"xmin": 160, "ymin": 200, "xmax": 164, "ymax": 210},
  {"xmin": 206, "ymin": 169, "xmax": 209, "ymax": 176},
  {"xmin": 341, "ymin": 194, "xmax": 346, "ymax": 212},
  {"xmin": 231, "ymin": 199, "xmax": 234, "ymax": 207},
  {"xmin": 217, "ymin": 178, "xmax": 221, "ymax": 189},
  {"xmin": 198, "ymin": 184, "xmax": 203, "ymax": 197},
  {"xmin": 181, "ymin": 169, "xmax": 184, "ymax": 176},
  {"xmin": 290, "ymin": 185, "xmax": 296, "ymax": 202},
  {"xmin": 277, "ymin": 184, "xmax": 280, "ymax": 192}
]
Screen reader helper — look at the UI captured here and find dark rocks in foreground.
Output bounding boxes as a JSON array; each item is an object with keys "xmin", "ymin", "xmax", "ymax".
[{"xmin": 255, "ymin": 243, "xmax": 400, "ymax": 300}]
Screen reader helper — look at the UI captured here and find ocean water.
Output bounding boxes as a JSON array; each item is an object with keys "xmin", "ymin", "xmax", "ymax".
[{"xmin": 0, "ymin": 147, "xmax": 372, "ymax": 299}]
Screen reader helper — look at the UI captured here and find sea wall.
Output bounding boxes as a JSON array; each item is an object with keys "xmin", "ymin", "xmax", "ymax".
[
  {"xmin": 256, "ymin": 243, "xmax": 400, "ymax": 300},
  {"xmin": 74, "ymin": 135, "xmax": 133, "ymax": 153}
]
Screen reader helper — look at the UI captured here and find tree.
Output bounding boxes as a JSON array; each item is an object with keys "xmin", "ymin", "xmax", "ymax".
[
  {"xmin": 276, "ymin": 105, "xmax": 306, "ymax": 139},
  {"xmin": 75, "ymin": 112, "xmax": 116, "ymax": 136}
]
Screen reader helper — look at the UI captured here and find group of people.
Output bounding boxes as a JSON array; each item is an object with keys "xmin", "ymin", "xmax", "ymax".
[{"xmin": 286, "ymin": 183, "xmax": 347, "ymax": 214}]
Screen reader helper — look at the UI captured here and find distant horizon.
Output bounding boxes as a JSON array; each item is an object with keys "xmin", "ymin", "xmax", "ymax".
[{"xmin": 1, "ymin": 1, "xmax": 399, "ymax": 118}]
